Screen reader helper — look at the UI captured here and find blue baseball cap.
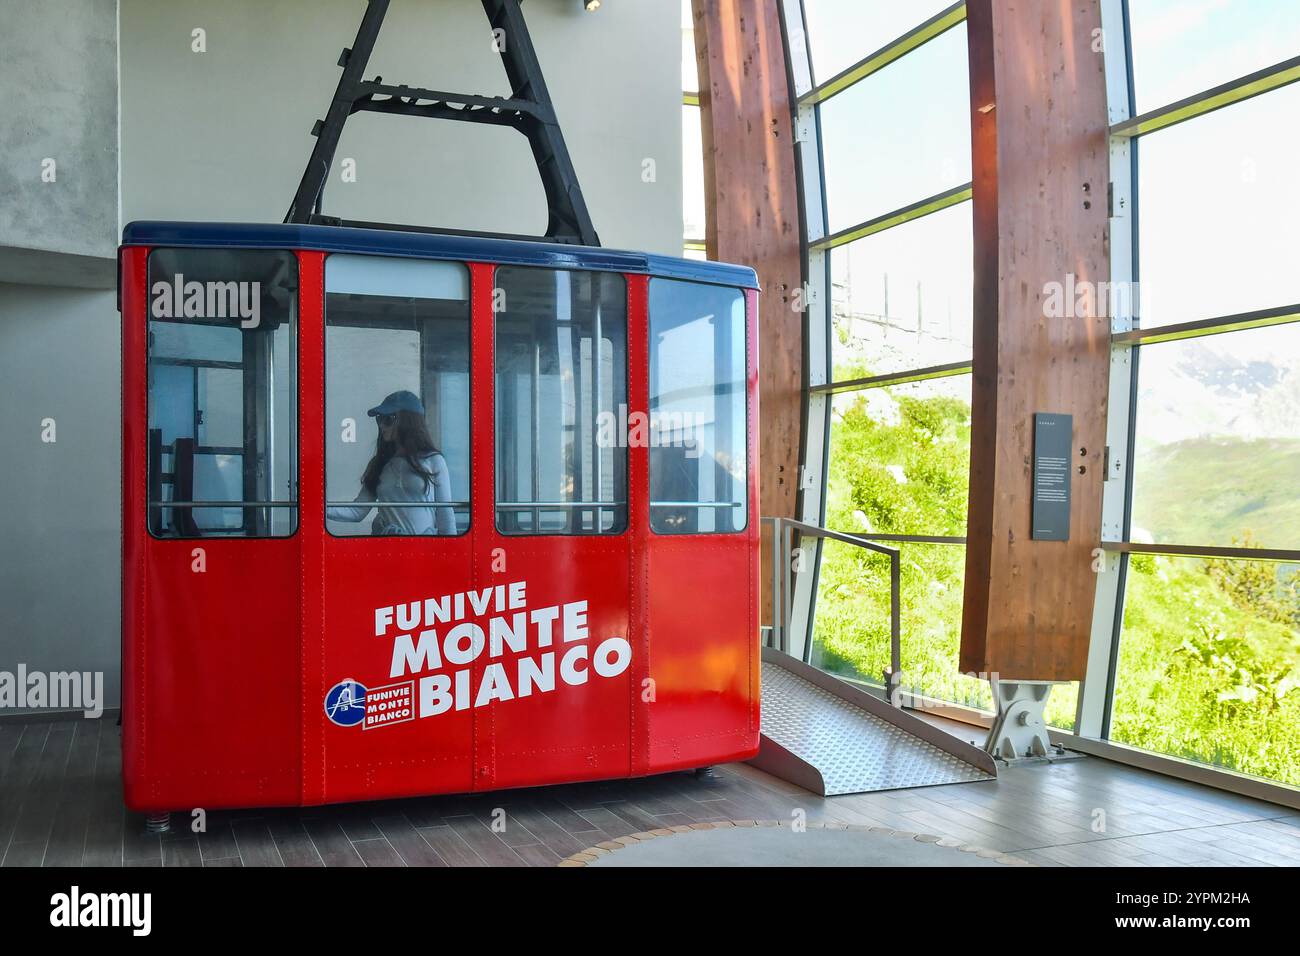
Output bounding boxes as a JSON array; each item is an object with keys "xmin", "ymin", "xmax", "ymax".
[{"xmin": 367, "ymin": 390, "xmax": 424, "ymax": 417}]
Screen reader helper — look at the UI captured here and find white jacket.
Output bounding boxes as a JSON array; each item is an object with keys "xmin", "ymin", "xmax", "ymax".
[{"xmin": 327, "ymin": 452, "xmax": 457, "ymax": 535}]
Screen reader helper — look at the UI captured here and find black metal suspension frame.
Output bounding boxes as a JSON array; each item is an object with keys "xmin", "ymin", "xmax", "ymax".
[{"xmin": 285, "ymin": 0, "xmax": 599, "ymax": 246}]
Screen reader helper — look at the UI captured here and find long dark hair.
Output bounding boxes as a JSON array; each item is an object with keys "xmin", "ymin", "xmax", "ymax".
[{"xmin": 362, "ymin": 409, "xmax": 440, "ymax": 495}]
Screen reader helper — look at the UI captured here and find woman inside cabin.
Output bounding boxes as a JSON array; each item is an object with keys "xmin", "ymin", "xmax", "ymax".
[{"xmin": 327, "ymin": 390, "xmax": 457, "ymax": 535}]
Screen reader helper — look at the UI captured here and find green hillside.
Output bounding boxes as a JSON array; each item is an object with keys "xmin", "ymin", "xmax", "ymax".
[{"xmin": 1132, "ymin": 437, "xmax": 1300, "ymax": 547}]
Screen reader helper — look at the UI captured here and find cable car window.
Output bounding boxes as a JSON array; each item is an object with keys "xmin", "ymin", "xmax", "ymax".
[
  {"xmin": 494, "ymin": 267, "xmax": 628, "ymax": 535},
  {"xmin": 146, "ymin": 248, "xmax": 298, "ymax": 538},
  {"xmin": 648, "ymin": 279, "xmax": 747, "ymax": 534},
  {"xmin": 325, "ymin": 255, "xmax": 471, "ymax": 537}
]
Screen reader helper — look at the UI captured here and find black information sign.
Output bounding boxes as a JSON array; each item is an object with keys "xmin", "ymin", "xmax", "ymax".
[{"xmin": 1032, "ymin": 412, "xmax": 1072, "ymax": 541}]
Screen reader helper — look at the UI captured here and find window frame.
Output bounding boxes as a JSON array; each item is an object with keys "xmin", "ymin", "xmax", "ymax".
[
  {"xmin": 647, "ymin": 276, "xmax": 751, "ymax": 537},
  {"xmin": 144, "ymin": 246, "xmax": 301, "ymax": 541},
  {"xmin": 491, "ymin": 264, "xmax": 631, "ymax": 538},
  {"xmin": 322, "ymin": 252, "xmax": 474, "ymax": 540}
]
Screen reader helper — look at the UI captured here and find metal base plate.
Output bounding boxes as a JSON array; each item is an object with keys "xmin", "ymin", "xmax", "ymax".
[
  {"xmin": 757, "ymin": 658, "xmax": 995, "ymax": 795},
  {"xmin": 996, "ymin": 745, "xmax": 1084, "ymax": 767}
]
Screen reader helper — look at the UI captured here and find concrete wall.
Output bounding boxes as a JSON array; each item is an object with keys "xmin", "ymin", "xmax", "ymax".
[
  {"xmin": 0, "ymin": 0, "xmax": 119, "ymax": 285},
  {"xmin": 0, "ymin": 284, "xmax": 122, "ymax": 710},
  {"xmin": 0, "ymin": 0, "xmax": 683, "ymax": 714}
]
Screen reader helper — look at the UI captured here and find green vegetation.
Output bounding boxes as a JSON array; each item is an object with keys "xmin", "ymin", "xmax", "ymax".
[
  {"xmin": 813, "ymin": 384, "xmax": 1299, "ymax": 781},
  {"xmin": 1132, "ymin": 437, "xmax": 1300, "ymax": 548},
  {"xmin": 812, "ymin": 382, "xmax": 996, "ymax": 712},
  {"xmin": 1114, "ymin": 549, "xmax": 1300, "ymax": 785}
]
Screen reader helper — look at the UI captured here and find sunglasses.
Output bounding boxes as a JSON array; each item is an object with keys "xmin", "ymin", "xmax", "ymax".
[{"xmin": 376, "ymin": 413, "xmax": 397, "ymax": 426}]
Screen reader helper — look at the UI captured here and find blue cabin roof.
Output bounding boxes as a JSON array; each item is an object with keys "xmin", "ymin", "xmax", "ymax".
[{"xmin": 121, "ymin": 221, "xmax": 760, "ymax": 290}]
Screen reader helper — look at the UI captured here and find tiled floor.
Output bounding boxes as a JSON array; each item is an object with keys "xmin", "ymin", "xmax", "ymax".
[{"xmin": 2, "ymin": 717, "xmax": 1298, "ymax": 866}]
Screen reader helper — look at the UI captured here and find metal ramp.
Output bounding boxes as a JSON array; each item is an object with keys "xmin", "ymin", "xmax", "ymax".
[{"xmin": 751, "ymin": 648, "xmax": 997, "ymax": 796}]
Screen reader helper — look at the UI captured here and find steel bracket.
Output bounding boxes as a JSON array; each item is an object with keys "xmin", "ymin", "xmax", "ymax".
[{"xmin": 985, "ymin": 680, "xmax": 1060, "ymax": 760}]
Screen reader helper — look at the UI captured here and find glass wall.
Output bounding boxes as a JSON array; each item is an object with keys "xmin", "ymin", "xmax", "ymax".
[
  {"xmin": 825, "ymin": 378, "xmax": 970, "ymax": 539},
  {"xmin": 1114, "ymin": 553, "xmax": 1300, "ymax": 784},
  {"xmin": 1135, "ymin": 81, "xmax": 1300, "ymax": 327},
  {"xmin": 1126, "ymin": 0, "xmax": 1300, "ymax": 113},
  {"xmin": 1129, "ymin": 324, "xmax": 1300, "ymax": 551},
  {"xmin": 1106, "ymin": 0, "xmax": 1300, "ymax": 785},
  {"xmin": 790, "ymin": 0, "xmax": 1299, "ymax": 766},
  {"xmin": 829, "ymin": 203, "xmax": 974, "ymax": 380},
  {"xmin": 794, "ymin": 3, "xmax": 984, "ymax": 712},
  {"xmin": 682, "ymin": 0, "xmax": 706, "ymax": 260},
  {"xmin": 803, "ymin": 0, "xmax": 957, "ymax": 81},
  {"xmin": 818, "ymin": 24, "xmax": 970, "ymax": 233}
]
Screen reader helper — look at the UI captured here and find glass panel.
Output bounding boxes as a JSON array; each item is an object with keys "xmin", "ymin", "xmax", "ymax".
[
  {"xmin": 1112, "ymin": 553, "xmax": 1300, "ymax": 786},
  {"xmin": 809, "ymin": 535, "xmax": 1081, "ymax": 724},
  {"xmin": 649, "ymin": 279, "xmax": 748, "ymax": 534},
  {"xmin": 1136, "ymin": 81, "xmax": 1300, "ymax": 327},
  {"xmin": 829, "ymin": 201, "xmax": 973, "ymax": 381},
  {"xmin": 1045, "ymin": 682, "xmax": 1079, "ymax": 732},
  {"xmin": 682, "ymin": 105, "xmax": 706, "ymax": 243},
  {"xmin": 681, "ymin": 0, "xmax": 698, "ymax": 94},
  {"xmin": 495, "ymin": 268, "xmax": 628, "ymax": 535},
  {"xmin": 146, "ymin": 248, "xmax": 297, "ymax": 538},
  {"xmin": 325, "ymin": 255, "xmax": 470, "ymax": 537},
  {"xmin": 1129, "ymin": 324, "xmax": 1300, "ymax": 550},
  {"xmin": 820, "ymin": 24, "xmax": 970, "ymax": 234},
  {"xmin": 803, "ymin": 0, "xmax": 958, "ymax": 83},
  {"xmin": 826, "ymin": 375, "xmax": 971, "ymax": 538},
  {"xmin": 150, "ymin": 322, "xmax": 241, "ymax": 363},
  {"xmin": 1128, "ymin": 0, "xmax": 1300, "ymax": 114},
  {"xmin": 810, "ymin": 540, "xmax": 991, "ymax": 709}
]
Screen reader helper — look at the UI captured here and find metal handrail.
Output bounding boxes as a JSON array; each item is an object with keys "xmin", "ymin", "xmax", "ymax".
[
  {"xmin": 496, "ymin": 501, "xmax": 623, "ymax": 509},
  {"xmin": 152, "ymin": 500, "xmax": 297, "ymax": 508},
  {"xmin": 650, "ymin": 501, "xmax": 743, "ymax": 508},
  {"xmin": 762, "ymin": 516, "xmax": 903, "ymax": 706},
  {"xmin": 327, "ymin": 500, "xmax": 470, "ymax": 508}
]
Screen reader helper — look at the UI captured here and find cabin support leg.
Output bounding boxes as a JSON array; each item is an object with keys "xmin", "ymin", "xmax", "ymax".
[
  {"xmin": 985, "ymin": 680, "xmax": 1058, "ymax": 760},
  {"xmin": 145, "ymin": 811, "xmax": 171, "ymax": 835}
]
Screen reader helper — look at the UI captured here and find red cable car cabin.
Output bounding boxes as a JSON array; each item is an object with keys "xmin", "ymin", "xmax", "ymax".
[{"xmin": 119, "ymin": 221, "xmax": 761, "ymax": 812}]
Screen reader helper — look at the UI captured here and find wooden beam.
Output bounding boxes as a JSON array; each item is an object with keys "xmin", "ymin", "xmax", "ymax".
[
  {"xmin": 692, "ymin": 0, "xmax": 803, "ymax": 624},
  {"xmin": 960, "ymin": 0, "xmax": 1111, "ymax": 681}
]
